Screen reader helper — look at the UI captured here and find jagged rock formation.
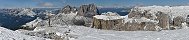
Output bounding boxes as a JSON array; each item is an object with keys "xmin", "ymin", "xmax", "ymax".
[
  {"xmin": 156, "ymin": 11, "xmax": 169, "ymax": 29},
  {"xmin": 126, "ymin": 6, "xmax": 189, "ymax": 31},
  {"xmin": 128, "ymin": 8, "xmax": 142, "ymax": 18},
  {"xmin": 59, "ymin": 5, "xmax": 77, "ymax": 14},
  {"xmin": 77, "ymin": 4, "xmax": 99, "ymax": 18},
  {"xmin": 173, "ymin": 16, "xmax": 185, "ymax": 29},
  {"xmin": 128, "ymin": 8, "xmax": 156, "ymax": 19}
]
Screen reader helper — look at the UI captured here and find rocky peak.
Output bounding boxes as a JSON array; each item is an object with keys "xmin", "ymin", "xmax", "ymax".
[
  {"xmin": 77, "ymin": 4, "xmax": 99, "ymax": 18},
  {"xmin": 59, "ymin": 5, "xmax": 75, "ymax": 14}
]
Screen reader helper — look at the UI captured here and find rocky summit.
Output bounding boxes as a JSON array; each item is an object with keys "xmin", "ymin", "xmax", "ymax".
[
  {"xmin": 77, "ymin": 4, "xmax": 99, "ymax": 18},
  {"xmin": 59, "ymin": 5, "xmax": 77, "ymax": 14}
]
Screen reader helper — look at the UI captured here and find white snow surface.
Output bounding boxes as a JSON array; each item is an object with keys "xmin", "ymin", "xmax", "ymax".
[
  {"xmin": 93, "ymin": 15, "xmax": 125, "ymax": 20},
  {"xmin": 136, "ymin": 6, "xmax": 189, "ymax": 18},
  {"xmin": 22, "ymin": 17, "xmax": 42, "ymax": 28},
  {"xmin": 0, "ymin": 26, "xmax": 50, "ymax": 40},
  {"xmin": 101, "ymin": 12, "xmax": 119, "ymax": 16},
  {"xmin": 94, "ymin": 12, "xmax": 124, "ymax": 20},
  {"xmin": 30, "ymin": 25, "xmax": 189, "ymax": 40}
]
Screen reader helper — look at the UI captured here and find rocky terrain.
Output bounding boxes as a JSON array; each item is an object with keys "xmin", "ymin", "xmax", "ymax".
[
  {"xmin": 1, "ymin": 5, "xmax": 189, "ymax": 40},
  {"xmin": 124, "ymin": 6, "xmax": 189, "ymax": 31},
  {"xmin": 77, "ymin": 4, "xmax": 99, "ymax": 18}
]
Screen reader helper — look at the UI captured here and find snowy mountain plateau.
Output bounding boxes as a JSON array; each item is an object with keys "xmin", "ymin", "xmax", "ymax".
[{"xmin": 1, "ymin": 5, "xmax": 189, "ymax": 40}]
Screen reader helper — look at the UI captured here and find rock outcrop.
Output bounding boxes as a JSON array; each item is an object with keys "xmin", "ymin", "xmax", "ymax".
[
  {"xmin": 77, "ymin": 4, "xmax": 99, "ymax": 18},
  {"xmin": 92, "ymin": 12, "xmax": 125, "ymax": 30},
  {"xmin": 123, "ymin": 17, "xmax": 160, "ymax": 31},
  {"xmin": 72, "ymin": 16, "xmax": 85, "ymax": 25},
  {"xmin": 173, "ymin": 16, "xmax": 185, "ymax": 29},
  {"xmin": 126, "ymin": 6, "xmax": 189, "ymax": 31},
  {"xmin": 187, "ymin": 15, "xmax": 189, "ymax": 27},
  {"xmin": 156, "ymin": 11, "xmax": 169, "ymax": 29}
]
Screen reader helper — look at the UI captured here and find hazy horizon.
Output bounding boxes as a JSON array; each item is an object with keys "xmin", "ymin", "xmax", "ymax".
[{"xmin": 0, "ymin": 0, "xmax": 189, "ymax": 8}]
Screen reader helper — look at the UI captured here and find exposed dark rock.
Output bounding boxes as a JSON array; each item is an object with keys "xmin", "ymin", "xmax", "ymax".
[
  {"xmin": 156, "ymin": 11, "xmax": 169, "ymax": 29},
  {"xmin": 128, "ymin": 9, "xmax": 141, "ymax": 18},
  {"xmin": 128, "ymin": 9, "xmax": 151, "ymax": 19},
  {"xmin": 72, "ymin": 16, "xmax": 85, "ymax": 25},
  {"xmin": 173, "ymin": 16, "xmax": 185, "ymax": 29},
  {"xmin": 127, "ymin": 8, "xmax": 171, "ymax": 31},
  {"xmin": 143, "ymin": 22, "xmax": 157, "ymax": 31},
  {"xmin": 187, "ymin": 15, "xmax": 189, "ymax": 27},
  {"xmin": 72, "ymin": 16, "xmax": 92, "ymax": 26},
  {"xmin": 26, "ymin": 32, "xmax": 64, "ymax": 40},
  {"xmin": 122, "ymin": 20, "xmax": 159, "ymax": 31},
  {"xmin": 124, "ymin": 22, "xmax": 145, "ymax": 31},
  {"xmin": 77, "ymin": 4, "xmax": 99, "ymax": 18}
]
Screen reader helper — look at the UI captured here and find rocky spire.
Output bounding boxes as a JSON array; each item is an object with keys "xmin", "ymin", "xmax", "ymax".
[{"xmin": 77, "ymin": 4, "xmax": 99, "ymax": 18}]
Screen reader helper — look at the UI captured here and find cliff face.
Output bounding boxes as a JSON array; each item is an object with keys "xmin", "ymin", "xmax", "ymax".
[
  {"xmin": 77, "ymin": 4, "xmax": 99, "ymax": 18},
  {"xmin": 59, "ymin": 4, "xmax": 99, "ymax": 18}
]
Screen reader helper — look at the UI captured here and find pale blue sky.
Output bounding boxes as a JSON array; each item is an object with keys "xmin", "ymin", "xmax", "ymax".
[{"xmin": 0, "ymin": 0, "xmax": 189, "ymax": 8}]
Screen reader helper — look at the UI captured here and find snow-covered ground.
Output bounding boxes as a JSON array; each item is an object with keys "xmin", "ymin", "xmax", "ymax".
[
  {"xmin": 22, "ymin": 24, "xmax": 189, "ymax": 40},
  {"xmin": 0, "ymin": 26, "xmax": 50, "ymax": 40}
]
